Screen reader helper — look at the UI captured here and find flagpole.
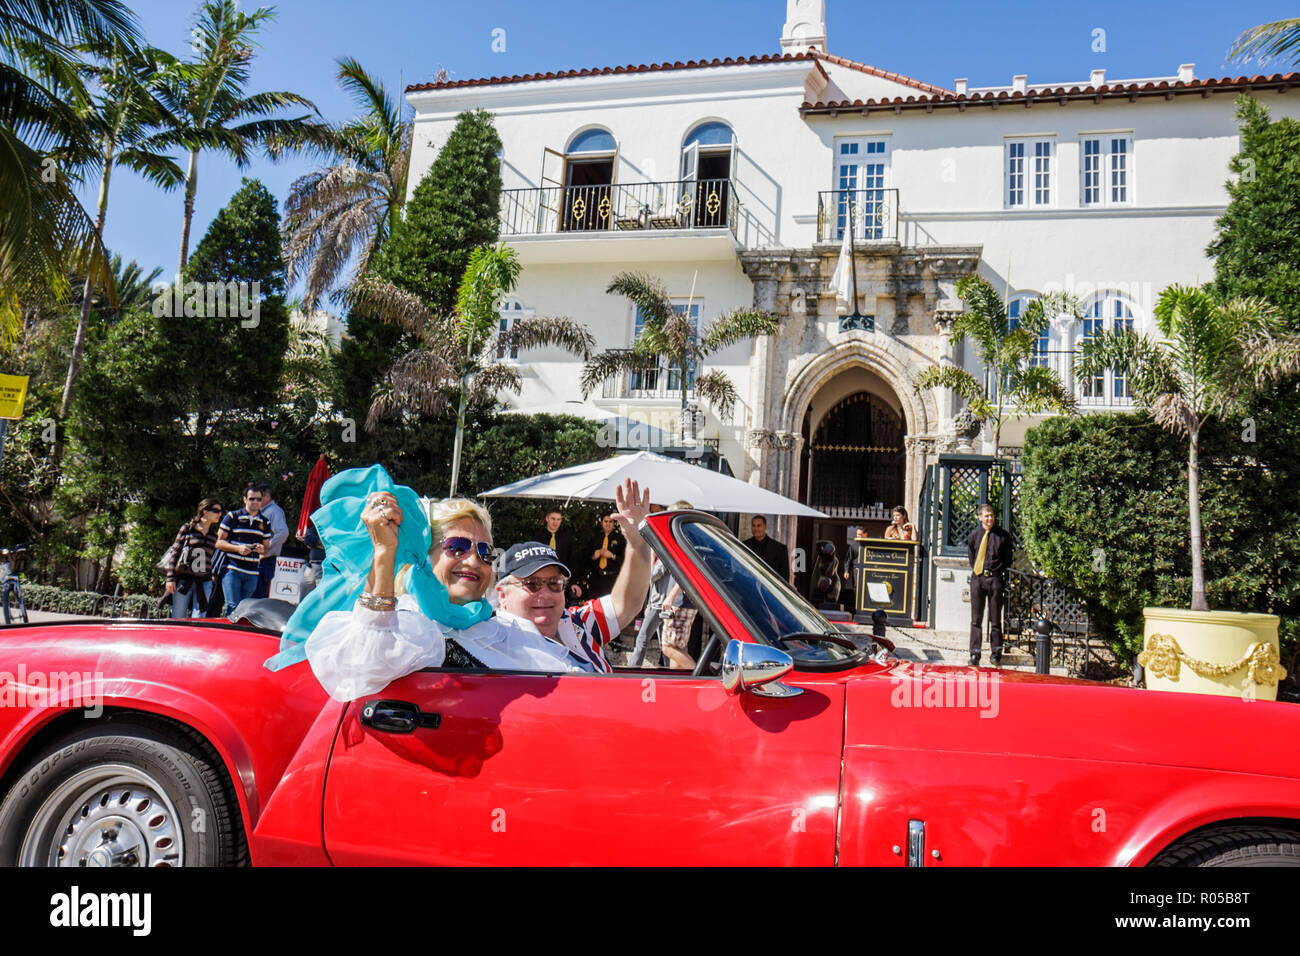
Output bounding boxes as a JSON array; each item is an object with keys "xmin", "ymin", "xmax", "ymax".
[{"xmin": 849, "ymin": 192, "xmax": 859, "ymax": 317}]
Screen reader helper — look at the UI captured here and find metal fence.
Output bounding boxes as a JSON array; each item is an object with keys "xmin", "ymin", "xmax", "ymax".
[
  {"xmin": 816, "ymin": 188, "xmax": 899, "ymax": 242},
  {"xmin": 500, "ymin": 179, "xmax": 738, "ymax": 236}
]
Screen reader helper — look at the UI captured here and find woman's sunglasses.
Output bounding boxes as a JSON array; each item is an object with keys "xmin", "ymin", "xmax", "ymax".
[
  {"xmin": 440, "ymin": 536, "xmax": 493, "ymax": 562},
  {"xmin": 205, "ymin": 506, "xmax": 223, "ymax": 513}
]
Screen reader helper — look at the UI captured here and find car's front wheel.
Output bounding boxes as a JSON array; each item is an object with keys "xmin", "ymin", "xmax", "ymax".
[
  {"xmin": 0, "ymin": 717, "xmax": 245, "ymax": 867},
  {"xmin": 1150, "ymin": 825, "xmax": 1300, "ymax": 867}
]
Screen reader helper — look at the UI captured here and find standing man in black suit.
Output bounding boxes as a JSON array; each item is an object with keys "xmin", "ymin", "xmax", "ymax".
[
  {"xmin": 583, "ymin": 512, "xmax": 626, "ymax": 599},
  {"xmin": 743, "ymin": 515, "xmax": 790, "ymax": 583},
  {"xmin": 967, "ymin": 502, "xmax": 1013, "ymax": 666},
  {"xmin": 841, "ymin": 525, "xmax": 863, "ymax": 610},
  {"xmin": 534, "ymin": 508, "xmax": 581, "ymax": 599}
]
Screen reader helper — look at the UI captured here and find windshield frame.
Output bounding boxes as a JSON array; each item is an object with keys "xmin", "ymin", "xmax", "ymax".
[{"xmin": 661, "ymin": 512, "xmax": 866, "ymax": 672}]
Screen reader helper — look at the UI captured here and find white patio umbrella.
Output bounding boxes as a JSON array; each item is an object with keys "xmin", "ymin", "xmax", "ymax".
[{"xmin": 478, "ymin": 451, "xmax": 825, "ymax": 517}]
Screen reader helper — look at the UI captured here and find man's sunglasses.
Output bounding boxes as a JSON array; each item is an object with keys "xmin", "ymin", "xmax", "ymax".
[
  {"xmin": 440, "ymin": 536, "xmax": 493, "ymax": 562},
  {"xmin": 508, "ymin": 576, "xmax": 568, "ymax": 594}
]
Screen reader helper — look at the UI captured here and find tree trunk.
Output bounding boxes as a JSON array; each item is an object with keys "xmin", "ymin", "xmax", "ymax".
[
  {"xmin": 449, "ymin": 374, "xmax": 469, "ymax": 497},
  {"xmin": 178, "ymin": 149, "xmax": 199, "ymax": 278},
  {"xmin": 59, "ymin": 140, "xmax": 115, "ymax": 428},
  {"xmin": 1188, "ymin": 426, "xmax": 1208, "ymax": 611}
]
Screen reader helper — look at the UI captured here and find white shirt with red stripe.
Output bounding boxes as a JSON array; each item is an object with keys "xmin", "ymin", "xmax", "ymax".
[{"xmin": 494, "ymin": 594, "xmax": 618, "ymax": 674}]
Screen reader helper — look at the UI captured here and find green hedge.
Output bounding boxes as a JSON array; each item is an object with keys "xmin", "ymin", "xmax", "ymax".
[{"xmin": 1022, "ymin": 408, "xmax": 1300, "ymax": 664}]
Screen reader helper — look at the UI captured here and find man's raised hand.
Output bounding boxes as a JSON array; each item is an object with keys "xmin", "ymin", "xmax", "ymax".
[{"xmin": 613, "ymin": 478, "xmax": 651, "ymax": 540}]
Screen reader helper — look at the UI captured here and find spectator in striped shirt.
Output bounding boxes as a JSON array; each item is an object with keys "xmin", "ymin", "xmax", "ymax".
[{"xmin": 216, "ymin": 486, "xmax": 272, "ymax": 617}]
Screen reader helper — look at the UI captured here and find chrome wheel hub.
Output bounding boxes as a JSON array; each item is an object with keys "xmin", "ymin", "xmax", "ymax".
[{"xmin": 21, "ymin": 764, "xmax": 185, "ymax": 867}]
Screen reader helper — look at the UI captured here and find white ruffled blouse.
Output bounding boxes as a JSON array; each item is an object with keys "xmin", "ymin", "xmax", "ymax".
[{"xmin": 305, "ymin": 594, "xmax": 593, "ymax": 702}]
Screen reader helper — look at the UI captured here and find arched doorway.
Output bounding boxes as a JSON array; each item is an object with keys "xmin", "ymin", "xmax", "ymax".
[
  {"xmin": 804, "ymin": 391, "xmax": 905, "ymax": 516},
  {"xmin": 794, "ymin": 389, "xmax": 907, "ymax": 603}
]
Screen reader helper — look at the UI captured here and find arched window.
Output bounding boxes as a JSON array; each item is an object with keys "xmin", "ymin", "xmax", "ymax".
[
  {"xmin": 496, "ymin": 297, "xmax": 533, "ymax": 362},
  {"xmin": 680, "ymin": 121, "xmax": 736, "ymax": 228},
  {"xmin": 566, "ymin": 128, "xmax": 617, "ymax": 154},
  {"xmin": 553, "ymin": 128, "xmax": 618, "ymax": 232},
  {"xmin": 1007, "ymin": 292, "xmax": 1049, "ymax": 368},
  {"xmin": 1079, "ymin": 292, "xmax": 1138, "ymax": 401}
]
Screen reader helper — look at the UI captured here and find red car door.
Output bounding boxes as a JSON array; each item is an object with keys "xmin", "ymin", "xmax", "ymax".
[{"xmin": 321, "ymin": 667, "xmax": 844, "ymax": 865}]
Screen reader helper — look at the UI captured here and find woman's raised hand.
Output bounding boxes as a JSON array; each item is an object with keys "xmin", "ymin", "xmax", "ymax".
[{"xmin": 362, "ymin": 491, "xmax": 402, "ymax": 552}]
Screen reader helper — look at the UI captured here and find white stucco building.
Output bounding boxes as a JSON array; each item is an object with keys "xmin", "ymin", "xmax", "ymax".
[{"xmin": 402, "ymin": 1, "xmax": 1299, "ymax": 617}]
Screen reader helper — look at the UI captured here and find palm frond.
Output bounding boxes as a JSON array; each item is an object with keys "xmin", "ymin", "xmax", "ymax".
[
  {"xmin": 1008, "ymin": 365, "xmax": 1077, "ymax": 415},
  {"xmin": 606, "ymin": 271, "xmax": 673, "ymax": 326},
  {"xmin": 693, "ymin": 369, "xmax": 738, "ymax": 419},
  {"xmin": 1229, "ymin": 18, "xmax": 1300, "ymax": 65},
  {"xmin": 498, "ymin": 315, "xmax": 594, "ymax": 359},
  {"xmin": 579, "ymin": 348, "xmax": 658, "ymax": 397},
  {"xmin": 914, "ymin": 363, "xmax": 989, "ymax": 410},
  {"xmin": 468, "ymin": 361, "xmax": 522, "ymax": 405},
  {"xmin": 367, "ymin": 347, "xmax": 455, "ymax": 428},
  {"xmin": 345, "ymin": 275, "xmax": 443, "ymax": 343},
  {"xmin": 698, "ymin": 307, "xmax": 779, "ymax": 354}
]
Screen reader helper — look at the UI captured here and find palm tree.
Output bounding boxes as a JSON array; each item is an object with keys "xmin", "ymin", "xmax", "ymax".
[
  {"xmin": 57, "ymin": 40, "xmax": 184, "ymax": 420},
  {"xmin": 152, "ymin": 0, "xmax": 327, "ymax": 278},
  {"xmin": 349, "ymin": 244, "xmax": 594, "ymax": 494},
  {"xmin": 0, "ymin": 0, "xmax": 141, "ymax": 345},
  {"xmin": 282, "ymin": 58, "xmax": 412, "ymax": 311},
  {"xmin": 1230, "ymin": 17, "xmax": 1300, "ymax": 65},
  {"xmin": 915, "ymin": 274, "xmax": 1079, "ymax": 457},
  {"xmin": 581, "ymin": 272, "xmax": 778, "ymax": 442},
  {"xmin": 1076, "ymin": 284, "xmax": 1300, "ymax": 612}
]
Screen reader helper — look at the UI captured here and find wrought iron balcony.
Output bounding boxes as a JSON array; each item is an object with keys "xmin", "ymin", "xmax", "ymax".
[
  {"xmin": 598, "ymin": 353, "xmax": 696, "ymax": 402},
  {"xmin": 984, "ymin": 349, "xmax": 1135, "ymax": 409},
  {"xmin": 500, "ymin": 179, "xmax": 738, "ymax": 237},
  {"xmin": 817, "ymin": 188, "xmax": 899, "ymax": 243}
]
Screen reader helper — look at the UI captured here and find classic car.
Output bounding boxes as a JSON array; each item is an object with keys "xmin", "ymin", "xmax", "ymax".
[{"xmin": 0, "ymin": 510, "xmax": 1297, "ymax": 866}]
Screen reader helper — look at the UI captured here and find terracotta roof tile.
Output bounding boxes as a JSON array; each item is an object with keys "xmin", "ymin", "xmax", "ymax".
[
  {"xmin": 809, "ymin": 49, "xmax": 950, "ymax": 95},
  {"xmin": 800, "ymin": 72, "xmax": 1300, "ymax": 114},
  {"xmin": 406, "ymin": 53, "xmax": 826, "ymax": 92}
]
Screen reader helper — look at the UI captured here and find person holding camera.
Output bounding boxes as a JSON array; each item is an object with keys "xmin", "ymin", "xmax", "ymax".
[
  {"xmin": 163, "ymin": 498, "xmax": 224, "ymax": 619},
  {"xmin": 216, "ymin": 485, "xmax": 273, "ymax": 618}
]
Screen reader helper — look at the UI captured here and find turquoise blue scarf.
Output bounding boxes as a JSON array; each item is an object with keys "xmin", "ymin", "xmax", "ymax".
[{"xmin": 263, "ymin": 464, "xmax": 493, "ymax": 671}]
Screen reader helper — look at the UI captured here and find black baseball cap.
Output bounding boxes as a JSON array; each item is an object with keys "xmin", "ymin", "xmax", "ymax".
[{"xmin": 497, "ymin": 542, "xmax": 571, "ymax": 580}]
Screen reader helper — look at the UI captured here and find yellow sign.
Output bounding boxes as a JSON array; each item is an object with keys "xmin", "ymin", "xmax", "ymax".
[{"xmin": 0, "ymin": 373, "xmax": 29, "ymax": 419}]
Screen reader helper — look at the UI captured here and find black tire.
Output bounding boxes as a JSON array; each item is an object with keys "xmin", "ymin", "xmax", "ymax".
[
  {"xmin": 1149, "ymin": 825, "xmax": 1300, "ymax": 867},
  {"xmin": 0, "ymin": 717, "xmax": 246, "ymax": 867}
]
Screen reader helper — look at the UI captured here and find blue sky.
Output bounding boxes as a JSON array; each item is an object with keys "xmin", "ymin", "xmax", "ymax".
[{"xmin": 93, "ymin": 0, "xmax": 1296, "ymax": 296}]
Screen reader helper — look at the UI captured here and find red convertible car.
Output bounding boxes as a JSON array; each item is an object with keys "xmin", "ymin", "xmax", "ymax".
[{"xmin": 0, "ymin": 510, "xmax": 1297, "ymax": 866}]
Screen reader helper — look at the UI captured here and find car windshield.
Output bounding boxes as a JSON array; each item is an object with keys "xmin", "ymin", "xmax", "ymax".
[{"xmin": 676, "ymin": 518, "xmax": 860, "ymax": 664}]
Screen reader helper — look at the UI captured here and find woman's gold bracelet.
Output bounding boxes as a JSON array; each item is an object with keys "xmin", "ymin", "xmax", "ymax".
[{"xmin": 359, "ymin": 592, "xmax": 397, "ymax": 611}]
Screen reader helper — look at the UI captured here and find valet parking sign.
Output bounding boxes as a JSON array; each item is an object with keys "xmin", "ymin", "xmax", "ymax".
[{"xmin": 0, "ymin": 372, "xmax": 28, "ymax": 420}]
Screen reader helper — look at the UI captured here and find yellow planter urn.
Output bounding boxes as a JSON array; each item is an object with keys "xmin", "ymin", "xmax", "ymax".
[{"xmin": 1140, "ymin": 607, "xmax": 1285, "ymax": 701}]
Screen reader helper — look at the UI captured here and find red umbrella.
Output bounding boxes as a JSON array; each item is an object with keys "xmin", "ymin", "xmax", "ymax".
[{"xmin": 296, "ymin": 455, "xmax": 331, "ymax": 538}]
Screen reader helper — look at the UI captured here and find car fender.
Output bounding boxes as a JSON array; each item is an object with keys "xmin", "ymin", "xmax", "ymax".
[{"xmin": 1113, "ymin": 775, "xmax": 1300, "ymax": 866}]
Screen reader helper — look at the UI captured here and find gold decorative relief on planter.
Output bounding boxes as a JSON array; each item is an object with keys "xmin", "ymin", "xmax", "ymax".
[{"xmin": 1139, "ymin": 632, "xmax": 1287, "ymax": 686}]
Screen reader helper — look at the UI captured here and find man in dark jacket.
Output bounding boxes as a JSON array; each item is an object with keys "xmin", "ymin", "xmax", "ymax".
[
  {"xmin": 582, "ymin": 512, "xmax": 626, "ymax": 599},
  {"xmin": 967, "ymin": 502, "xmax": 1014, "ymax": 666},
  {"xmin": 743, "ymin": 515, "xmax": 790, "ymax": 582},
  {"xmin": 534, "ymin": 508, "xmax": 582, "ymax": 600}
]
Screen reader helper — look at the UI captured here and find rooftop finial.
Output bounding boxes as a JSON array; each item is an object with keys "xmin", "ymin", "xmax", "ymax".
[{"xmin": 781, "ymin": 0, "xmax": 827, "ymax": 54}]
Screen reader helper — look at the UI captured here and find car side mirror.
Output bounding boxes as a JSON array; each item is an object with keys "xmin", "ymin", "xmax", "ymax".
[{"xmin": 721, "ymin": 640, "xmax": 802, "ymax": 698}]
